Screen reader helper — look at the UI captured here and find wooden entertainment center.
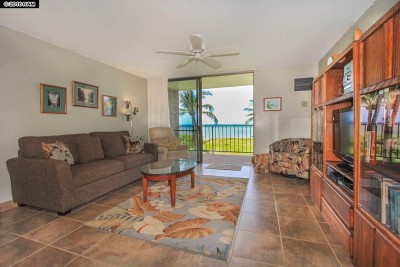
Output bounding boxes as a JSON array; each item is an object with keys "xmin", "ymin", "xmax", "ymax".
[{"xmin": 311, "ymin": 2, "xmax": 400, "ymax": 266}]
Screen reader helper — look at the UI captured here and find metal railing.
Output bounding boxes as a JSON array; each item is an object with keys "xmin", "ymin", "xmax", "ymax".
[
  {"xmin": 174, "ymin": 124, "xmax": 253, "ymax": 153},
  {"xmin": 361, "ymin": 123, "xmax": 400, "ymax": 160}
]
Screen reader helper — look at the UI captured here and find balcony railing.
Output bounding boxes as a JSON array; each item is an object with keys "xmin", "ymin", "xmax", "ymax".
[{"xmin": 174, "ymin": 124, "xmax": 253, "ymax": 153}]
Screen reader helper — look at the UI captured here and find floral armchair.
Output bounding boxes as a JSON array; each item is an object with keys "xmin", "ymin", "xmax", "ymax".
[{"xmin": 269, "ymin": 138, "xmax": 312, "ymax": 179}]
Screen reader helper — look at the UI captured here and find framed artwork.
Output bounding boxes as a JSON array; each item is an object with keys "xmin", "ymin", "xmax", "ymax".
[
  {"xmin": 72, "ymin": 81, "xmax": 98, "ymax": 108},
  {"xmin": 40, "ymin": 83, "xmax": 67, "ymax": 114},
  {"xmin": 264, "ymin": 97, "xmax": 282, "ymax": 111},
  {"xmin": 102, "ymin": 95, "xmax": 117, "ymax": 117}
]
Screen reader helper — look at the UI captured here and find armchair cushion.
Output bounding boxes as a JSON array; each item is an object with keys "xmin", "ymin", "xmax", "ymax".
[{"xmin": 164, "ymin": 136, "xmax": 181, "ymax": 150}]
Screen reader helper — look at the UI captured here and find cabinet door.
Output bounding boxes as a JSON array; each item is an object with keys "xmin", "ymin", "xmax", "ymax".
[
  {"xmin": 363, "ymin": 20, "xmax": 393, "ymax": 86},
  {"xmin": 374, "ymin": 230, "xmax": 400, "ymax": 267},
  {"xmin": 310, "ymin": 168, "xmax": 322, "ymax": 209},
  {"xmin": 393, "ymin": 10, "xmax": 400, "ymax": 77},
  {"xmin": 354, "ymin": 209, "xmax": 375, "ymax": 267}
]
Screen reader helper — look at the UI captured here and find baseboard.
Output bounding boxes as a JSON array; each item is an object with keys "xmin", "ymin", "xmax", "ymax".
[{"xmin": 0, "ymin": 200, "xmax": 17, "ymax": 212}]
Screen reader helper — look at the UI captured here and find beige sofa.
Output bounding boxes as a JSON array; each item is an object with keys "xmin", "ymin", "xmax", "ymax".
[
  {"xmin": 149, "ymin": 127, "xmax": 189, "ymax": 160},
  {"xmin": 6, "ymin": 131, "xmax": 157, "ymax": 215}
]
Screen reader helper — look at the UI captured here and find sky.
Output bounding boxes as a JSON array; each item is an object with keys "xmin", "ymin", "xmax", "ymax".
[{"xmin": 179, "ymin": 85, "xmax": 253, "ymax": 125}]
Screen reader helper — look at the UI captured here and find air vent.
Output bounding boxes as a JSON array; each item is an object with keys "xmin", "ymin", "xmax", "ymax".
[{"xmin": 294, "ymin": 77, "xmax": 313, "ymax": 91}]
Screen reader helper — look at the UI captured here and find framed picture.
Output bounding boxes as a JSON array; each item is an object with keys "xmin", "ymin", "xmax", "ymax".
[
  {"xmin": 72, "ymin": 81, "xmax": 98, "ymax": 108},
  {"xmin": 40, "ymin": 83, "xmax": 67, "ymax": 114},
  {"xmin": 264, "ymin": 97, "xmax": 282, "ymax": 111},
  {"xmin": 102, "ymin": 95, "xmax": 117, "ymax": 117}
]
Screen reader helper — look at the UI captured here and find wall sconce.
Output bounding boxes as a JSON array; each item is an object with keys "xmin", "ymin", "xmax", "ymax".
[{"xmin": 124, "ymin": 100, "xmax": 139, "ymax": 121}]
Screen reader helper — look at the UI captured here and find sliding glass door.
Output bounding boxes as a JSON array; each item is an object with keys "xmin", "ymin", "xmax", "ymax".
[
  {"xmin": 168, "ymin": 72, "xmax": 254, "ymax": 163},
  {"xmin": 168, "ymin": 78, "xmax": 203, "ymax": 162}
]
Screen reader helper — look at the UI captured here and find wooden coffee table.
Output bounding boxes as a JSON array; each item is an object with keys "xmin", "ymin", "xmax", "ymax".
[{"xmin": 140, "ymin": 159, "xmax": 197, "ymax": 207}]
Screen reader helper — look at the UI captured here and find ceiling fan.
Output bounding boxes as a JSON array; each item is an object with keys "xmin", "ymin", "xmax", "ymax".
[{"xmin": 156, "ymin": 34, "xmax": 240, "ymax": 69}]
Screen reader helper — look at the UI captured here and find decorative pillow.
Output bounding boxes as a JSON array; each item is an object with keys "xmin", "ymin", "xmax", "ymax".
[
  {"xmin": 41, "ymin": 141, "xmax": 74, "ymax": 165},
  {"xmin": 163, "ymin": 136, "xmax": 181, "ymax": 150},
  {"xmin": 125, "ymin": 136, "xmax": 145, "ymax": 154},
  {"xmin": 77, "ymin": 136, "xmax": 104, "ymax": 163}
]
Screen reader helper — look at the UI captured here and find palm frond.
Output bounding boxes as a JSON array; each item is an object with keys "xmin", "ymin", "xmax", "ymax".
[{"xmin": 203, "ymin": 112, "xmax": 219, "ymax": 124}]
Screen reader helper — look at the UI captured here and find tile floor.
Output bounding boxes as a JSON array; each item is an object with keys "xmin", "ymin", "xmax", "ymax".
[{"xmin": 0, "ymin": 158, "xmax": 353, "ymax": 266}]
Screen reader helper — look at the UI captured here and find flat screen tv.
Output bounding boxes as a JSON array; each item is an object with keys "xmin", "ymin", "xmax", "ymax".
[{"xmin": 333, "ymin": 107, "xmax": 354, "ymax": 170}]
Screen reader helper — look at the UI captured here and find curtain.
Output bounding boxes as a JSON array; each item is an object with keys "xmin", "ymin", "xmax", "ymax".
[{"xmin": 147, "ymin": 78, "xmax": 170, "ymax": 128}]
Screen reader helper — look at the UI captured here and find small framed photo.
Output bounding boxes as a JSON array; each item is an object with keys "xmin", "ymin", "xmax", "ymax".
[
  {"xmin": 102, "ymin": 95, "xmax": 117, "ymax": 117},
  {"xmin": 264, "ymin": 97, "xmax": 282, "ymax": 111},
  {"xmin": 72, "ymin": 81, "xmax": 98, "ymax": 108},
  {"xmin": 40, "ymin": 83, "xmax": 67, "ymax": 114}
]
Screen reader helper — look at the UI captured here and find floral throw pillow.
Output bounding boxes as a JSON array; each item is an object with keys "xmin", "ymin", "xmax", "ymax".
[
  {"xmin": 125, "ymin": 136, "xmax": 145, "ymax": 154},
  {"xmin": 41, "ymin": 141, "xmax": 74, "ymax": 165},
  {"xmin": 164, "ymin": 136, "xmax": 181, "ymax": 150}
]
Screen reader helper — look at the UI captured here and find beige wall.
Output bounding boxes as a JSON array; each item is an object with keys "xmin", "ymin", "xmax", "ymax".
[
  {"xmin": 0, "ymin": 25, "xmax": 148, "ymax": 203},
  {"xmin": 253, "ymin": 64, "xmax": 317, "ymax": 153},
  {"xmin": 318, "ymin": 0, "xmax": 398, "ymax": 72}
]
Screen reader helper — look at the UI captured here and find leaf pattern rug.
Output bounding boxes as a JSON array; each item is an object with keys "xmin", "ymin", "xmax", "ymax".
[{"xmin": 85, "ymin": 175, "xmax": 248, "ymax": 259}]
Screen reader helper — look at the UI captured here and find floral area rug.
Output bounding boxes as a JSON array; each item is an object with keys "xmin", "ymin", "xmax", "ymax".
[{"xmin": 85, "ymin": 175, "xmax": 248, "ymax": 259}]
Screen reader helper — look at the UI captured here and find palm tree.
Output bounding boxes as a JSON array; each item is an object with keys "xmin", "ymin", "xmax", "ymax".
[
  {"xmin": 243, "ymin": 99, "xmax": 253, "ymax": 124},
  {"xmin": 179, "ymin": 90, "xmax": 218, "ymax": 126}
]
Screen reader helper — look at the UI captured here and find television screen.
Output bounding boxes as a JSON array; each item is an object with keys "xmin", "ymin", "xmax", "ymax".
[
  {"xmin": 340, "ymin": 110, "xmax": 354, "ymax": 157},
  {"xmin": 333, "ymin": 107, "xmax": 354, "ymax": 165}
]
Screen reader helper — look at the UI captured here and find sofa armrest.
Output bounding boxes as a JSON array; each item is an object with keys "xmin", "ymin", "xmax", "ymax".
[
  {"xmin": 6, "ymin": 158, "xmax": 74, "ymax": 212},
  {"xmin": 144, "ymin": 143, "xmax": 158, "ymax": 161}
]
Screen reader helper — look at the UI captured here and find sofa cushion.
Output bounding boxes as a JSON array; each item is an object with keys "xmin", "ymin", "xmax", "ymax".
[
  {"xmin": 100, "ymin": 135, "xmax": 126, "ymax": 158},
  {"xmin": 89, "ymin": 131, "xmax": 128, "ymax": 158},
  {"xmin": 112, "ymin": 153, "xmax": 154, "ymax": 170},
  {"xmin": 71, "ymin": 160, "xmax": 124, "ymax": 187},
  {"xmin": 77, "ymin": 136, "xmax": 104, "ymax": 163},
  {"xmin": 41, "ymin": 141, "xmax": 74, "ymax": 165},
  {"xmin": 18, "ymin": 133, "xmax": 89, "ymax": 160}
]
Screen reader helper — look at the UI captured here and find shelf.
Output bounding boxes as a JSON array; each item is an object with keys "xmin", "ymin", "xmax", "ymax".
[
  {"xmin": 324, "ymin": 93, "xmax": 353, "ymax": 106},
  {"xmin": 360, "ymin": 76, "xmax": 400, "ymax": 95},
  {"xmin": 362, "ymin": 161, "xmax": 400, "ymax": 183},
  {"xmin": 326, "ymin": 161, "xmax": 354, "ymax": 181}
]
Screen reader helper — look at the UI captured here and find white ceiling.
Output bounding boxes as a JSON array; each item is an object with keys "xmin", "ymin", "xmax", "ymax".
[{"xmin": 0, "ymin": 0, "xmax": 374, "ymax": 79}]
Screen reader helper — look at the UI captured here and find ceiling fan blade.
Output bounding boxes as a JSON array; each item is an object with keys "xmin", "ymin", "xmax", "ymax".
[
  {"xmin": 177, "ymin": 58, "xmax": 192, "ymax": 68},
  {"xmin": 156, "ymin": 50, "xmax": 191, "ymax": 56},
  {"xmin": 190, "ymin": 34, "xmax": 203, "ymax": 50},
  {"xmin": 207, "ymin": 46, "xmax": 240, "ymax": 57},
  {"xmin": 200, "ymin": 57, "xmax": 221, "ymax": 69}
]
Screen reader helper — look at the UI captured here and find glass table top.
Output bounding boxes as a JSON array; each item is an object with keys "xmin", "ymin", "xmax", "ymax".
[{"xmin": 141, "ymin": 159, "xmax": 197, "ymax": 176}]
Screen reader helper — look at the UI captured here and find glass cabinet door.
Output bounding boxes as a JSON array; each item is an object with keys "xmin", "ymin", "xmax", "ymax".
[
  {"xmin": 359, "ymin": 85, "xmax": 400, "ymax": 239},
  {"xmin": 312, "ymin": 108, "xmax": 324, "ymax": 172}
]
